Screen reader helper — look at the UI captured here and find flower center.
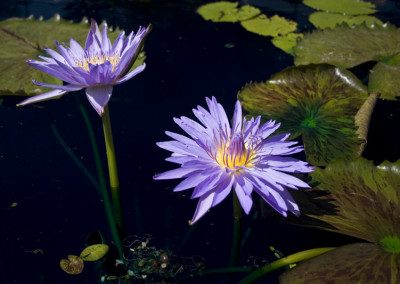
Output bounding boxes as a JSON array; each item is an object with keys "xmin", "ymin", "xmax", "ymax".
[
  {"xmin": 379, "ymin": 235, "xmax": 400, "ymax": 254},
  {"xmin": 215, "ymin": 135, "xmax": 252, "ymax": 170},
  {"xmin": 76, "ymin": 54, "xmax": 121, "ymax": 72}
]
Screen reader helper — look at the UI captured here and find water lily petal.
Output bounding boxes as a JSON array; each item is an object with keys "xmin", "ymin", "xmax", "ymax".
[
  {"xmin": 114, "ymin": 64, "xmax": 146, "ymax": 85},
  {"xmin": 17, "ymin": 89, "xmax": 67, "ymax": 106},
  {"xmin": 32, "ymin": 80, "xmax": 83, "ymax": 92},
  {"xmin": 85, "ymin": 85, "xmax": 113, "ymax": 116},
  {"xmin": 190, "ymin": 191, "xmax": 215, "ymax": 224}
]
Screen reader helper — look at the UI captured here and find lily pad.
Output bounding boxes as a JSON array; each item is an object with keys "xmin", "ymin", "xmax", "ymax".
[
  {"xmin": 0, "ymin": 15, "xmax": 142, "ymax": 96},
  {"xmin": 80, "ymin": 244, "xmax": 109, "ymax": 261},
  {"xmin": 271, "ymin": 33, "xmax": 303, "ymax": 55},
  {"xmin": 240, "ymin": 14, "xmax": 297, "ymax": 37},
  {"xmin": 368, "ymin": 62, "xmax": 400, "ymax": 100},
  {"xmin": 309, "ymin": 12, "xmax": 383, "ymax": 29},
  {"xmin": 280, "ymin": 158, "xmax": 400, "ymax": 283},
  {"xmin": 238, "ymin": 64, "xmax": 368, "ymax": 166},
  {"xmin": 303, "ymin": 0, "xmax": 377, "ymax": 15},
  {"xmin": 294, "ymin": 23, "xmax": 400, "ymax": 68},
  {"xmin": 309, "ymin": 158, "xmax": 400, "ymax": 242},
  {"xmin": 60, "ymin": 255, "xmax": 84, "ymax": 275},
  {"xmin": 197, "ymin": 2, "xmax": 260, "ymax": 22},
  {"xmin": 280, "ymin": 243, "xmax": 400, "ymax": 284}
]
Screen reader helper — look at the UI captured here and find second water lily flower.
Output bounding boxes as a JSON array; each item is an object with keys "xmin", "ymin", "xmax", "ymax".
[
  {"xmin": 154, "ymin": 97, "xmax": 314, "ymax": 224},
  {"xmin": 18, "ymin": 20, "xmax": 151, "ymax": 116}
]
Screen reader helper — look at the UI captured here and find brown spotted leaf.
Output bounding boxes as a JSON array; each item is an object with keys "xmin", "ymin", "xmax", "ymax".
[
  {"xmin": 280, "ymin": 243, "xmax": 400, "ymax": 284},
  {"xmin": 60, "ymin": 255, "xmax": 84, "ymax": 275},
  {"xmin": 309, "ymin": 158, "xmax": 400, "ymax": 242},
  {"xmin": 238, "ymin": 64, "xmax": 368, "ymax": 166}
]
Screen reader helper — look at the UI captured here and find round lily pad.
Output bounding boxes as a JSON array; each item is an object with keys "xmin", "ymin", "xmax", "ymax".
[
  {"xmin": 80, "ymin": 244, "xmax": 109, "ymax": 261},
  {"xmin": 294, "ymin": 23, "xmax": 400, "ymax": 68},
  {"xmin": 60, "ymin": 255, "xmax": 84, "ymax": 275},
  {"xmin": 196, "ymin": 2, "xmax": 260, "ymax": 23},
  {"xmin": 309, "ymin": 12, "xmax": 383, "ymax": 29},
  {"xmin": 240, "ymin": 14, "xmax": 297, "ymax": 37},
  {"xmin": 368, "ymin": 62, "xmax": 400, "ymax": 100},
  {"xmin": 303, "ymin": 0, "xmax": 377, "ymax": 15},
  {"xmin": 280, "ymin": 243, "xmax": 399, "ymax": 284},
  {"xmin": 238, "ymin": 64, "xmax": 368, "ymax": 166}
]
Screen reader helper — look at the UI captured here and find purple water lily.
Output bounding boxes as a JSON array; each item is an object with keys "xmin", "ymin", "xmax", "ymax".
[
  {"xmin": 154, "ymin": 97, "xmax": 314, "ymax": 224},
  {"xmin": 17, "ymin": 20, "xmax": 150, "ymax": 116}
]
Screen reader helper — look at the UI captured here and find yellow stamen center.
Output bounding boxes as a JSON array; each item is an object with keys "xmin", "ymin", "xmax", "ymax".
[
  {"xmin": 76, "ymin": 54, "xmax": 121, "ymax": 72},
  {"xmin": 215, "ymin": 136, "xmax": 254, "ymax": 170}
]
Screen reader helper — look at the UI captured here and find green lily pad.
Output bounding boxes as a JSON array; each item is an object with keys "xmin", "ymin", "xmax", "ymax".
[
  {"xmin": 309, "ymin": 12, "xmax": 383, "ymax": 29},
  {"xmin": 271, "ymin": 33, "xmax": 303, "ymax": 55},
  {"xmin": 303, "ymin": 0, "xmax": 377, "ymax": 15},
  {"xmin": 240, "ymin": 14, "xmax": 297, "ymax": 37},
  {"xmin": 80, "ymin": 244, "xmax": 109, "ymax": 261},
  {"xmin": 60, "ymin": 255, "xmax": 84, "ymax": 275},
  {"xmin": 309, "ymin": 158, "xmax": 400, "ymax": 242},
  {"xmin": 280, "ymin": 243, "xmax": 400, "ymax": 284},
  {"xmin": 294, "ymin": 23, "xmax": 400, "ymax": 68},
  {"xmin": 197, "ymin": 2, "xmax": 260, "ymax": 22},
  {"xmin": 0, "ymin": 15, "xmax": 145, "ymax": 97},
  {"xmin": 368, "ymin": 62, "xmax": 400, "ymax": 100},
  {"xmin": 238, "ymin": 64, "xmax": 368, "ymax": 166}
]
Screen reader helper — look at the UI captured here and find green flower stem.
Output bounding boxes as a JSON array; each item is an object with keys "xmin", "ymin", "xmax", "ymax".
[
  {"xmin": 74, "ymin": 95, "xmax": 124, "ymax": 260},
  {"xmin": 102, "ymin": 104, "xmax": 125, "ymax": 235},
  {"xmin": 238, "ymin": 247, "xmax": 336, "ymax": 284},
  {"xmin": 230, "ymin": 191, "xmax": 242, "ymax": 267}
]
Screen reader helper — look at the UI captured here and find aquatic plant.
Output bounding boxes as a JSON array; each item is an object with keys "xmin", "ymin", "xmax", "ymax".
[
  {"xmin": 17, "ymin": 19, "xmax": 151, "ymax": 116},
  {"xmin": 154, "ymin": 97, "xmax": 313, "ymax": 224},
  {"xmin": 280, "ymin": 158, "xmax": 400, "ymax": 283}
]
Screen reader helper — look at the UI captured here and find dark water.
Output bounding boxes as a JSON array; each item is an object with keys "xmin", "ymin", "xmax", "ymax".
[{"xmin": 1, "ymin": 0, "xmax": 400, "ymax": 283}]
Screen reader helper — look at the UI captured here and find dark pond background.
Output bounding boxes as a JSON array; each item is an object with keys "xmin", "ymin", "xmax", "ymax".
[{"xmin": 1, "ymin": 0, "xmax": 400, "ymax": 283}]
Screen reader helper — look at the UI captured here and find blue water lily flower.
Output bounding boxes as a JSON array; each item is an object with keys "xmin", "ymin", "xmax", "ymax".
[
  {"xmin": 18, "ymin": 20, "xmax": 150, "ymax": 116},
  {"xmin": 154, "ymin": 97, "xmax": 314, "ymax": 224}
]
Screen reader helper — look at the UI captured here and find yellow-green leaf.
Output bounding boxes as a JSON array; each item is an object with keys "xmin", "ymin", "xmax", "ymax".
[
  {"xmin": 241, "ymin": 14, "xmax": 297, "ymax": 37},
  {"xmin": 303, "ymin": 0, "xmax": 377, "ymax": 15},
  {"xmin": 271, "ymin": 33, "xmax": 303, "ymax": 55},
  {"xmin": 309, "ymin": 12, "xmax": 383, "ymax": 29},
  {"xmin": 80, "ymin": 244, "xmax": 109, "ymax": 261},
  {"xmin": 197, "ymin": 2, "xmax": 260, "ymax": 22},
  {"xmin": 368, "ymin": 62, "xmax": 400, "ymax": 100}
]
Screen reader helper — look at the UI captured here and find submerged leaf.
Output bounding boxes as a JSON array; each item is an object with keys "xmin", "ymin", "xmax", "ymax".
[
  {"xmin": 368, "ymin": 62, "xmax": 400, "ymax": 100},
  {"xmin": 241, "ymin": 14, "xmax": 297, "ymax": 37},
  {"xmin": 238, "ymin": 64, "xmax": 367, "ymax": 166},
  {"xmin": 80, "ymin": 244, "xmax": 109, "ymax": 261},
  {"xmin": 280, "ymin": 243, "xmax": 400, "ymax": 284},
  {"xmin": 60, "ymin": 255, "xmax": 84, "ymax": 275},
  {"xmin": 309, "ymin": 158, "xmax": 400, "ymax": 242},
  {"xmin": 197, "ymin": 2, "xmax": 260, "ymax": 22},
  {"xmin": 271, "ymin": 33, "xmax": 303, "ymax": 55},
  {"xmin": 294, "ymin": 24, "xmax": 400, "ymax": 68},
  {"xmin": 303, "ymin": 0, "xmax": 377, "ymax": 15},
  {"xmin": 309, "ymin": 12, "xmax": 382, "ymax": 29}
]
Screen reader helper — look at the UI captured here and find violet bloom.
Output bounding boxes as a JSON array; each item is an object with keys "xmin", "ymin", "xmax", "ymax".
[
  {"xmin": 17, "ymin": 20, "xmax": 150, "ymax": 116},
  {"xmin": 154, "ymin": 97, "xmax": 314, "ymax": 224}
]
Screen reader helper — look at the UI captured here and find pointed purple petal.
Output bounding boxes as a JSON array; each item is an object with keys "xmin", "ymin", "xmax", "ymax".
[
  {"xmin": 234, "ymin": 183, "xmax": 253, "ymax": 214},
  {"xmin": 114, "ymin": 64, "xmax": 146, "ymax": 85},
  {"xmin": 153, "ymin": 167, "xmax": 198, "ymax": 180},
  {"xmin": 17, "ymin": 89, "xmax": 67, "ymax": 106},
  {"xmin": 231, "ymin": 100, "xmax": 243, "ymax": 134},
  {"xmin": 211, "ymin": 176, "xmax": 234, "ymax": 207},
  {"xmin": 32, "ymin": 80, "xmax": 83, "ymax": 91},
  {"xmin": 190, "ymin": 191, "xmax": 215, "ymax": 224},
  {"xmin": 85, "ymin": 85, "xmax": 113, "ymax": 116},
  {"xmin": 173, "ymin": 171, "xmax": 206, "ymax": 192}
]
